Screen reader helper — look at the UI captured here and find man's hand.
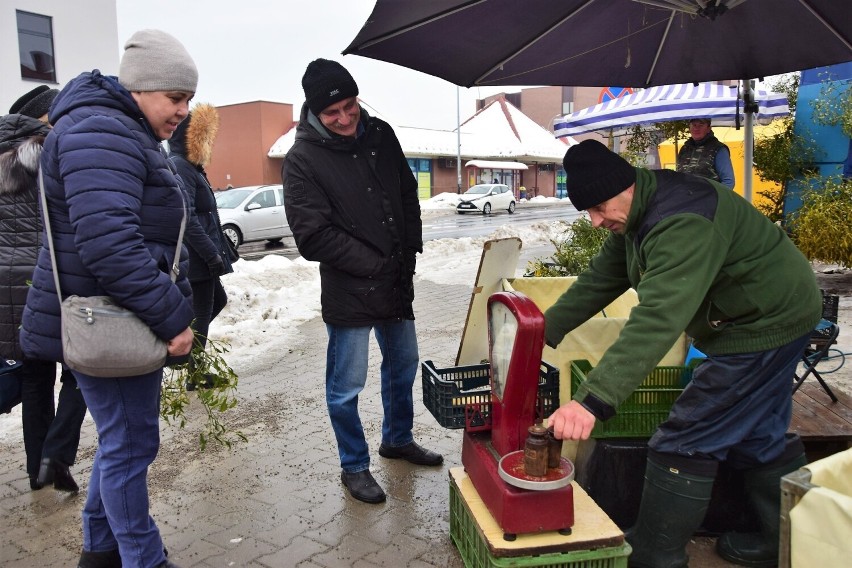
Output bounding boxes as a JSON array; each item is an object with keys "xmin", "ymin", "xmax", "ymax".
[
  {"xmin": 546, "ymin": 400, "xmax": 596, "ymax": 441},
  {"xmin": 167, "ymin": 327, "xmax": 195, "ymax": 357}
]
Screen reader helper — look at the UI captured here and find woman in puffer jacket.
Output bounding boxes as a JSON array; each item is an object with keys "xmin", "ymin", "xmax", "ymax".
[
  {"xmin": 168, "ymin": 102, "xmax": 232, "ymax": 390},
  {"xmin": 19, "ymin": 30, "xmax": 197, "ymax": 568},
  {"xmin": 0, "ymin": 86, "xmax": 87, "ymax": 493}
]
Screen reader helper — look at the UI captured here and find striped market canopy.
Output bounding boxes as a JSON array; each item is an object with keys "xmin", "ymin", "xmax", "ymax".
[{"xmin": 553, "ymin": 82, "xmax": 789, "ymax": 138}]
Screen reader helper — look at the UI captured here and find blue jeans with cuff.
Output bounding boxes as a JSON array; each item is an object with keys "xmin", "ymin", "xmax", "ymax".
[
  {"xmin": 325, "ymin": 320, "xmax": 419, "ymax": 473},
  {"xmin": 73, "ymin": 368, "xmax": 167, "ymax": 568}
]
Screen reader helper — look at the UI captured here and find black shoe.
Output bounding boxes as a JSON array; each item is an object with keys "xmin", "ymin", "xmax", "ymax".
[
  {"xmin": 77, "ymin": 548, "xmax": 121, "ymax": 568},
  {"xmin": 37, "ymin": 458, "xmax": 79, "ymax": 493},
  {"xmin": 157, "ymin": 561, "xmax": 181, "ymax": 568},
  {"xmin": 341, "ymin": 470, "xmax": 386, "ymax": 504},
  {"xmin": 378, "ymin": 441, "xmax": 443, "ymax": 466},
  {"xmin": 29, "ymin": 476, "xmax": 45, "ymax": 491}
]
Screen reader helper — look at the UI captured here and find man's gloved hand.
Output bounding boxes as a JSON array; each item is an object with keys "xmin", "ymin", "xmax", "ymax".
[{"xmin": 208, "ymin": 256, "xmax": 226, "ymax": 277}]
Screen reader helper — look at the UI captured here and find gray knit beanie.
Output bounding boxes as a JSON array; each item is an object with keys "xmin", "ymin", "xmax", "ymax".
[{"xmin": 118, "ymin": 29, "xmax": 198, "ymax": 93}]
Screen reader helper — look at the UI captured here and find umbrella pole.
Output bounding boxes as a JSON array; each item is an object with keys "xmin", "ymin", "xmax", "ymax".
[
  {"xmin": 457, "ymin": 86, "xmax": 462, "ymax": 193},
  {"xmin": 743, "ymin": 80, "xmax": 756, "ymax": 204}
]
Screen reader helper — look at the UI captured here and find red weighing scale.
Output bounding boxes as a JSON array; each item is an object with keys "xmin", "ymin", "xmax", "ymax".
[{"xmin": 461, "ymin": 291, "xmax": 575, "ymax": 540}]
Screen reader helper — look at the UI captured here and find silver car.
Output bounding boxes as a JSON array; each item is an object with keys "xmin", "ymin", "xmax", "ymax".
[
  {"xmin": 216, "ymin": 184, "xmax": 291, "ymax": 247},
  {"xmin": 456, "ymin": 183, "xmax": 516, "ymax": 215}
]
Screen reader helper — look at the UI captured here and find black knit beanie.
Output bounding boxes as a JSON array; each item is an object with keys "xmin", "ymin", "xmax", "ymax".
[
  {"xmin": 301, "ymin": 58, "xmax": 359, "ymax": 116},
  {"xmin": 9, "ymin": 84, "xmax": 59, "ymax": 119},
  {"xmin": 562, "ymin": 139, "xmax": 637, "ymax": 210}
]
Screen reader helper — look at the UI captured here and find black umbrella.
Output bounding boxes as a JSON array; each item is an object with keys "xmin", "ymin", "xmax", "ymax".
[{"xmin": 343, "ymin": 0, "xmax": 852, "ymax": 89}]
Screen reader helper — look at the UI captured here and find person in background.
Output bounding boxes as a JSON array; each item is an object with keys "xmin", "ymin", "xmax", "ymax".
[
  {"xmin": 168, "ymin": 102, "xmax": 232, "ymax": 390},
  {"xmin": 545, "ymin": 139, "xmax": 820, "ymax": 568},
  {"xmin": 20, "ymin": 29, "xmax": 197, "ymax": 568},
  {"xmin": 0, "ymin": 85, "xmax": 87, "ymax": 493},
  {"xmin": 282, "ymin": 58, "xmax": 442, "ymax": 504},
  {"xmin": 676, "ymin": 118, "xmax": 735, "ymax": 189}
]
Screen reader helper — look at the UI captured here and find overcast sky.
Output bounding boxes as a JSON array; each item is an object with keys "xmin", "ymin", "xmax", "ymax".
[{"xmin": 115, "ymin": 0, "xmax": 523, "ymax": 131}]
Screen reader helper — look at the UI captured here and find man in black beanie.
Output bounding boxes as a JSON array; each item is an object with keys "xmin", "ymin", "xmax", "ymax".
[
  {"xmin": 282, "ymin": 59, "xmax": 442, "ymax": 505},
  {"xmin": 546, "ymin": 139, "xmax": 820, "ymax": 567}
]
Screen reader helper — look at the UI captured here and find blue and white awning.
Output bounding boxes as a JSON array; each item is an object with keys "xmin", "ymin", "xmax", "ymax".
[{"xmin": 553, "ymin": 83, "xmax": 789, "ymax": 138}]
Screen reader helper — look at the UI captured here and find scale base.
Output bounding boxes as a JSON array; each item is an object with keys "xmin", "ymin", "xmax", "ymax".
[{"xmin": 462, "ymin": 431, "xmax": 575, "ymax": 537}]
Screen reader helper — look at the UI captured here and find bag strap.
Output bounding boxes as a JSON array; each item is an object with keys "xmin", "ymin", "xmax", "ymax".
[{"xmin": 37, "ymin": 168, "xmax": 188, "ymax": 301}]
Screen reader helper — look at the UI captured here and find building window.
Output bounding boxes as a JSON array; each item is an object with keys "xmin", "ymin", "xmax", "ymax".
[{"xmin": 17, "ymin": 10, "xmax": 56, "ymax": 82}]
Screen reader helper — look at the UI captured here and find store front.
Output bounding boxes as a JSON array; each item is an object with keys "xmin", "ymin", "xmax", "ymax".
[{"xmin": 464, "ymin": 160, "xmax": 529, "ymax": 199}]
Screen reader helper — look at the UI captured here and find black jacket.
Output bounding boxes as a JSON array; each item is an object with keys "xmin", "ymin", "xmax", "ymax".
[
  {"xmin": 169, "ymin": 105, "xmax": 232, "ymax": 282},
  {"xmin": 0, "ymin": 114, "xmax": 49, "ymax": 360},
  {"xmin": 282, "ymin": 104, "xmax": 422, "ymax": 326}
]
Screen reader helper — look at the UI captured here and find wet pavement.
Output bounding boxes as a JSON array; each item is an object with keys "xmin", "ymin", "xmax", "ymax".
[{"xmin": 1, "ymin": 245, "xmax": 740, "ymax": 567}]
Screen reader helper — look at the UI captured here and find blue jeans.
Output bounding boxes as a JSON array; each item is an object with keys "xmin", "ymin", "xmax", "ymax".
[
  {"xmin": 73, "ymin": 369, "xmax": 166, "ymax": 568},
  {"xmin": 326, "ymin": 320, "xmax": 419, "ymax": 472}
]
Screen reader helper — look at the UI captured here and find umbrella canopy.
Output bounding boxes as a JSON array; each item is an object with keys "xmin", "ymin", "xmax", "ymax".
[
  {"xmin": 553, "ymin": 82, "xmax": 789, "ymax": 138},
  {"xmin": 343, "ymin": 0, "xmax": 852, "ymax": 89}
]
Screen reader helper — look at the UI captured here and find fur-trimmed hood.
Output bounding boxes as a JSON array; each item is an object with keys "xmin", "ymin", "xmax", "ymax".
[
  {"xmin": 0, "ymin": 114, "xmax": 50, "ymax": 197},
  {"xmin": 170, "ymin": 102, "xmax": 219, "ymax": 166}
]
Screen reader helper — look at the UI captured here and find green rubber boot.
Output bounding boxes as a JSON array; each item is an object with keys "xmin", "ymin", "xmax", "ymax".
[
  {"xmin": 625, "ymin": 458, "xmax": 715, "ymax": 568},
  {"xmin": 716, "ymin": 452, "xmax": 808, "ymax": 566}
]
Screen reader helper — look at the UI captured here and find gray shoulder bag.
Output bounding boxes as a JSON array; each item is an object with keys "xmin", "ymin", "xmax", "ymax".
[{"xmin": 39, "ymin": 170, "xmax": 186, "ymax": 377}]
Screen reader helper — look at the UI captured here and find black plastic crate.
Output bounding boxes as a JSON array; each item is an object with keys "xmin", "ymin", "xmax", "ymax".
[
  {"xmin": 821, "ymin": 292, "xmax": 839, "ymax": 323},
  {"xmin": 421, "ymin": 360, "xmax": 559, "ymax": 430}
]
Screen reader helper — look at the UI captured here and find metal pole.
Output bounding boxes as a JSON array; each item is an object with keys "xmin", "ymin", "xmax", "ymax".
[
  {"xmin": 743, "ymin": 79, "xmax": 755, "ymax": 203},
  {"xmin": 456, "ymin": 86, "xmax": 462, "ymax": 193}
]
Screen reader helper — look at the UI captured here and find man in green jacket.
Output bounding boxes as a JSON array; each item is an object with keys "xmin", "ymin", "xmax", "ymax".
[{"xmin": 546, "ymin": 140, "xmax": 821, "ymax": 568}]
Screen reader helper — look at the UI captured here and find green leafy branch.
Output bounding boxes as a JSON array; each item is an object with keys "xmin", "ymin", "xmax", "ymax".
[
  {"xmin": 526, "ymin": 217, "xmax": 608, "ymax": 277},
  {"xmin": 161, "ymin": 335, "xmax": 246, "ymax": 450}
]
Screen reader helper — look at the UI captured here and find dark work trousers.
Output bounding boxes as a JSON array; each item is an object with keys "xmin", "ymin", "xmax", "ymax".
[
  {"xmin": 20, "ymin": 359, "xmax": 87, "ymax": 478},
  {"xmin": 649, "ymin": 333, "xmax": 810, "ymax": 468},
  {"xmin": 190, "ymin": 277, "xmax": 228, "ymax": 349}
]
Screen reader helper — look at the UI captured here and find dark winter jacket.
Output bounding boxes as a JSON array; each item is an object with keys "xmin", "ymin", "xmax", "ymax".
[
  {"xmin": 19, "ymin": 70, "xmax": 195, "ymax": 363},
  {"xmin": 169, "ymin": 103, "xmax": 232, "ymax": 282},
  {"xmin": 282, "ymin": 104, "xmax": 422, "ymax": 326},
  {"xmin": 677, "ymin": 132, "xmax": 731, "ymax": 186},
  {"xmin": 0, "ymin": 114, "xmax": 50, "ymax": 360},
  {"xmin": 545, "ymin": 168, "xmax": 821, "ymax": 419}
]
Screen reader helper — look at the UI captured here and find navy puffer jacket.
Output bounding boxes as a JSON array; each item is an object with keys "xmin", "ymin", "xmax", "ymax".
[{"xmin": 19, "ymin": 70, "xmax": 194, "ymax": 363}]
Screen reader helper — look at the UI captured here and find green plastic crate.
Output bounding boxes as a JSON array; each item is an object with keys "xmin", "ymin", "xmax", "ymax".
[
  {"xmin": 421, "ymin": 360, "xmax": 559, "ymax": 430},
  {"xmin": 570, "ymin": 360, "xmax": 691, "ymax": 439},
  {"xmin": 449, "ymin": 475, "xmax": 631, "ymax": 568}
]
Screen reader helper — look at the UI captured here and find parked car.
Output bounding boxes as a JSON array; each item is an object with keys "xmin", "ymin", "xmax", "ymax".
[
  {"xmin": 456, "ymin": 184, "xmax": 516, "ymax": 215},
  {"xmin": 215, "ymin": 184, "xmax": 290, "ymax": 247}
]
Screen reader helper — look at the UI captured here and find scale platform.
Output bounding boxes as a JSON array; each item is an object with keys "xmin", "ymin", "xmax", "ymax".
[{"xmin": 462, "ymin": 431, "xmax": 575, "ymax": 538}]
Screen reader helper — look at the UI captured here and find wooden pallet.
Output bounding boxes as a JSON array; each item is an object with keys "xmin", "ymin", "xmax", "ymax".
[{"xmin": 789, "ymin": 381, "xmax": 852, "ymax": 459}]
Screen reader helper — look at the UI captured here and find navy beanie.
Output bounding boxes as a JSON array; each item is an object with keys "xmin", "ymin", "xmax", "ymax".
[
  {"xmin": 301, "ymin": 59, "xmax": 359, "ymax": 116},
  {"xmin": 562, "ymin": 140, "xmax": 636, "ymax": 210}
]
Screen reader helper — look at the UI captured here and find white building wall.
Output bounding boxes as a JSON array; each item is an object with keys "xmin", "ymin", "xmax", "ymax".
[{"xmin": 0, "ymin": 0, "xmax": 118, "ymax": 113}]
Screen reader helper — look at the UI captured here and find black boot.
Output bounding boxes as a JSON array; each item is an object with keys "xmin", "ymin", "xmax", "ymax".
[
  {"xmin": 77, "ymin": 548, "xmax": 121, "ymax": 568},
  {"xmin": 625, "ymin": 456, "xmax": 715, "ymax": 568},
  {"xmin": 716, "ymin": 452, "xmax": 808, "ymax": 566},
  {"xmin": 37, "ymin": 457, "xmax": 79, "ymax": 492}
]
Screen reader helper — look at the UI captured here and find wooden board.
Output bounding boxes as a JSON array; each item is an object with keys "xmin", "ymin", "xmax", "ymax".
[
  {"xmin": 790, "ymin": 381, "xmax": 852, "ymax": 455},
  {"xmin": 449, "ymin": 467, "xmax": 624, "ymax": 558},
  {"xmin": 456, "ymin": 237, "xmax": 522, "ymax": 366}
]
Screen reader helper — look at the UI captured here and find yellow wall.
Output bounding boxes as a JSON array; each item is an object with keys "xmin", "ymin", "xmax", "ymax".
[{"xmin": 658, "ymin": 124, "xmax": 784, "ymax": 210}]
